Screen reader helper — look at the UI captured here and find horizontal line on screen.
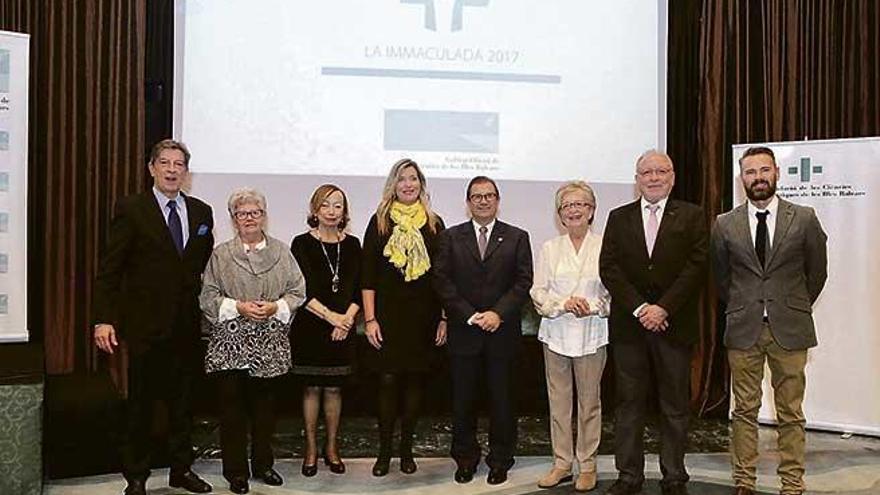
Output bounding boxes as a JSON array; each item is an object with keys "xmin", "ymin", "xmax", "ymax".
[{"xmin": 321, "ymin": 66, "xmax": 561, "ymax": 84}]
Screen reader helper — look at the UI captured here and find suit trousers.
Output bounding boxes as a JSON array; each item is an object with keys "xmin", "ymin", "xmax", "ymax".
[
  {"xmin": 450, "ymin": 352, "xmax": 516, "ymax": 470},
  {"xmin": 728, "ymin": 323, "xmax": 807, "ymax": 495},
  {"xmin": 213, "ymin": 370, "xmax": 277, "ymax": 480},
  {"xmin": 543, "ymin": 345, "xmax": 607, "ymax": 474},
  {"xmin": 612, "ymin": 332, "xmax": 691, "ymax": 486},
  {"xmin": 123, "ymin": 341, "xmax": 195, "ymax": 482}
]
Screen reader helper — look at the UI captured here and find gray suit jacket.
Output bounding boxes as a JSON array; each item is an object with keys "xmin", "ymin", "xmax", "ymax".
[{"xmin": 711, "ymin": 198, "xmax": 827, "ymax": 350}]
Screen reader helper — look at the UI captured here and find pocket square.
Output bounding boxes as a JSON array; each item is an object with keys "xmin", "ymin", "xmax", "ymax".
[{"xmin": 197, "ymin": 224, "xmax": 210, "ymax": 236}]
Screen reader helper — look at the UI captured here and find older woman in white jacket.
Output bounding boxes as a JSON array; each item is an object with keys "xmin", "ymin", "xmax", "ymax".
[{"xmin": 530, "ymin": 181, "xmax": 610, "ymax": 493}]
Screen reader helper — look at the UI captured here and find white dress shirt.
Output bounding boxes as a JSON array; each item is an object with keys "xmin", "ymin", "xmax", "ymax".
[
  {"xmin": 640, "ymin": 195, "xmax": 669, "ymax": 248},
  {"xmin": 152, "ymin": 186, "xmax": 189, "ymax": 247},
  {"xmin": 530, "ymin": 231, "xmax": 610, "ymax": 357},
  {"xmin": 747, "ymin": 194, "xmax": 779, "ymax": 248},
  {"xmin": 633, "ymin": 196, "xmax": 669, "ymax": 317},
  {"xmin": 467, "ymin": 218, "xmax": 497, "ymax": 325},
  {"xmin": 218, "ymin": 238, "xmax": 292, "ymax": 324},
  {"xmin": 472, "ymin": 218, "xmax": 496, "ymax": 240}
]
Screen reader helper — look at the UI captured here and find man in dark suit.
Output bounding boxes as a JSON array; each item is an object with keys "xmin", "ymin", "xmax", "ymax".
[
  {"xmin": 712, "ymin": 147, "xmax": 827, "ymax": 495},
  {"xmin": 433, "ymin": 176, "xmax": 533, "ymax": 486},
  {"xmin": 599, "ymin": 150, "xmax": 708, "ymax": 495},
  {"xmin": 93, "ymin": 139, "xmax": 215, "ymax": 495}
]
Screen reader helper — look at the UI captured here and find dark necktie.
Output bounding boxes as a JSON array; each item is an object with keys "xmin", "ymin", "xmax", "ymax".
[
  {"xmin": 478, "ymin": 226, "xmax": 488, "ymax": 260},
  {"xmin": 167, "ymin": 199, "xmax": 184, "ymax": 254},
  {"xmin": 755, "ymin": 211, "xmax": 769, "ymax": 268}
]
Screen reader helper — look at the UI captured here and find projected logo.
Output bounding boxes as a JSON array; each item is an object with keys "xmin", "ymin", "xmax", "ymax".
[
  {"xmin": 402, "ymin": 0, "xmax": 489, "ymax": 32},
  {"xmin": 786, "ymin": 157, "xmax": 824, "ymax": 183}
]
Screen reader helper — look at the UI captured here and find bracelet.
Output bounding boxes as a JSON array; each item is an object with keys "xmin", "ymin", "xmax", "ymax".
[
  {"xmin": 440, "ymin": 316, "xmax": 448, "ymax": 321},
  {"xmin": 365, "ymin": 318, "xmax": 376, "ymax": 324}
]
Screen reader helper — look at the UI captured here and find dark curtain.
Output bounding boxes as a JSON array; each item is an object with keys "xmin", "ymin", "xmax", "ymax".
[
  {"xmin": 668, "ymin": 0, "xmax": 880, "ymax": 415},
  {"xmin": 0, "ymin": 0, "xmax": 146, "ymax": 375}
]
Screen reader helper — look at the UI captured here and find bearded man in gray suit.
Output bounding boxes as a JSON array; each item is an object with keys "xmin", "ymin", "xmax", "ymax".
[{"xmin": 711, "ymin": 146, "xmax": 828, "ymax": 495}]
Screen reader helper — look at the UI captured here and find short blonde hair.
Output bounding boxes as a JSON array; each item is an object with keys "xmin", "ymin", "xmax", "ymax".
[{"xmin": 555, "ymin": 180, "xmax": 597, "ymax": 225}]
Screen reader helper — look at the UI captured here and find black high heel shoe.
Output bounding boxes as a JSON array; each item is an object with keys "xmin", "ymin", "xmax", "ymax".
[
  {"xmin": 323, "ymin": 450, "xmax": 346, "ymax": 474},
  {"xmin": 301, "ymin": 451, "xmax": 318, "ymax": 477}
]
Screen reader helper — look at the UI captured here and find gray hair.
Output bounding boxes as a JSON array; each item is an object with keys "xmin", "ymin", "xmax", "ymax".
[
  {"xmin": 635, "ymin": 149, "xmax": 674, "ymax": 170},
  {"xmin": 227, "ymin": 187, "xmax": 267, "ymax": 215},
  {"xmin": 555, "ymin": 180, "xmax": 597, "ymax": 225}
]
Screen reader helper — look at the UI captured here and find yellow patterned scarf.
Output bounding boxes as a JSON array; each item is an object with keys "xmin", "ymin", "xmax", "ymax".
[{"xmin": 384, "ymin": 201, "xmax": 431, "ymax": 281}]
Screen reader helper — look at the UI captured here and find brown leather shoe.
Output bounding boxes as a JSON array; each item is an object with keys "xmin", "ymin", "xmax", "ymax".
[
  {"xmin": 538, "ymin": 467, "xmax": 573, "ymax": 488},
  {"xmin": 733, "ymin": 487, "xmax": 754, "ymax": 495},
  {"xmin": 575, "ymin": 471, "xmax": 598, "ymax": 492}
]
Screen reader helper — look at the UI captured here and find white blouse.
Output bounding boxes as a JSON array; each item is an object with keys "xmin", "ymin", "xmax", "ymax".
[{"xmin": 530, "ymin": 231, "xmax": 610, "ymax": 357}]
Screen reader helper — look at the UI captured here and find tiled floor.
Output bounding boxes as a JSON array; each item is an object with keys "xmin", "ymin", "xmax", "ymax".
[{"xmin": 46, "ymin": 427, "xmax": 880, "ymax": 495}]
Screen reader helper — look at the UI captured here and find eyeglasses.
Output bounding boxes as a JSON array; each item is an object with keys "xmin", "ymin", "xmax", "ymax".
[
  {"xmin": 637, "ymin": 168, "xmax": 672, "ymax": 179},
  {"xmin": 233, "ymin": 209, "xmax": 265, "ymax": 220},
  {"xmin": 560, "ymin": 201, "xmax": 594, "ymax": 211},
  {"xmin": 469, "ymin": 192, "xmax": 498, "ymax": 202}
]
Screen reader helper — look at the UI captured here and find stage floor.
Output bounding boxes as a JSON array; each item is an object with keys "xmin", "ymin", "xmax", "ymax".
[{"xmin": 46, "ymin": 427, "xmax": 880, "ymax": 495}]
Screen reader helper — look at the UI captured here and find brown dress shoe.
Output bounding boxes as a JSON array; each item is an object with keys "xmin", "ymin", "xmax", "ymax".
[
  {"xmin": 538, "ymin": 467, "xmax": 573, "ymax": 488},
  {"xmin": 575, "ymin": 471, "xmax": 598, "ymax": 492}
]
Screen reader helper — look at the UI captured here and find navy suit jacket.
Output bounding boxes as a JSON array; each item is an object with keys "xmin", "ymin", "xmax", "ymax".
[{"xmin": 432, "ymin": 220, "xmax": 533, "ymax": 358}]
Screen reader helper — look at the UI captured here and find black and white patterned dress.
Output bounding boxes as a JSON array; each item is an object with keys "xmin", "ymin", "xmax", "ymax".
[{"xmin": 200, "ymin": 235, "xmax": 306, "ymax": 378}]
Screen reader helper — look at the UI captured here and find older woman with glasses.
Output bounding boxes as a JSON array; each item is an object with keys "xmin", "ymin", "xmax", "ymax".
[
  {"xmin": 200, "ymin": 188, "xmax": 306, "ymax": 494},
  {"xmin": 530, "ymin": 181, "xmax": 610, "ymax": 493}
]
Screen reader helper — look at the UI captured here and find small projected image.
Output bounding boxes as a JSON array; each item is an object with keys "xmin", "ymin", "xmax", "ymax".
[
  {"xmin": 0, "ymin": 50, "xmax": 8, "ymax": 93},
  {"xmin": 0, "ymin": 172, "xmax": 8, "ymax": 191},
  {"xmin": 0, "ymin": 131, "xmax": 8, "ymax": 150},
  {"xmin": 0, "ymin": 294, "xmax": 7, "ymax": 314},
  {"xmin": 0, "ymin": 253, "xmax": 7, "ymax": 273},
  {"xmin": 0, "ymin": 212, "xmax": 7, "ymax": 232}
]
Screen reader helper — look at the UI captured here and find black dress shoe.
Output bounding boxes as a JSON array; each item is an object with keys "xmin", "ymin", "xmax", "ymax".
[
  {"xmin": 371, "ymin": 456, "xmax": 390, "ymax": 477},
  {"xmin": 454, "ymin": 465, "xmax": 476, "ymax": 484},
  {"xmin": 661, "ymin": 482, "xmax": 688, "ymax": 495},
  {"xmin": 123, "ymin": 479, "xmax": 146, "ymax": 495},
  {"xmin": 400, "ymin": 455, "xmax": 417, "ymax": 474},
  {"xmin": 169, "ymin": 470, "xmax": 212, "ymax": 493},
  {"xmin": 254, "ymin": 468, "xmax": 283, "ymax": 485},
  {"xmin": 487, "ymin": 467, "xmax": 509, "ymax": 485},
  {"xmin": 228, "ymin": 476, "xmax": 249, "ymax": 494},
  {"xmin": 604, "ymin": 479, "xmax": 643, "ymax": 495},
  {"xmin": 323, "ymin": 453, "xmax": 346, "ymax": 474}
]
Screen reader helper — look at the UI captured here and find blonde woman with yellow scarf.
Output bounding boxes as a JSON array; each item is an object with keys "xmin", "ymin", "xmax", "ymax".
[{"xmin": 362, "ymin": 158, "xmax": 446, "ymax": 477}]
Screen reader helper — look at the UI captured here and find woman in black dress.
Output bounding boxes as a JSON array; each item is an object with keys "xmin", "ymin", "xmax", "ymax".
[
  {"xmin": 362, "ymin": 158, "xmax": 446, "ymax": 476},
  {"xmin": 290, "ymin": 184, "xmax": 361, "ymax": 477}
]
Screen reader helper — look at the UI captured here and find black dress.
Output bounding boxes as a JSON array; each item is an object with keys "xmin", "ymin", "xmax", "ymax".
[
  {"xmin": 361, "ymin": 213, "xmax": 445, "ymax": 372},
  {"xmin": 290, "ymin": 233, "xmax": 362, "ymax": 387}
]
